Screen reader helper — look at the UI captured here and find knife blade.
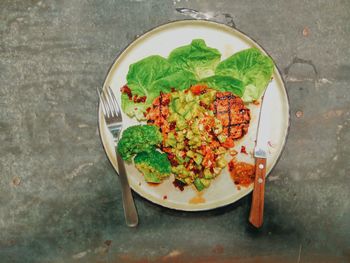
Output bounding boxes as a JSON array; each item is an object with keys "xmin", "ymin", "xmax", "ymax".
[
  {"xmin": 254, "ymin": 85, "xmax": 274, "ymax": 159},
  {"xmin": 249, "ymin": 85, "xmax": 273, "ymax": 228}
]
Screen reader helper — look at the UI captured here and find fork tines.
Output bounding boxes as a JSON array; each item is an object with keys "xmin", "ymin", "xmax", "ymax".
[{"xmin": 97, "ymin": 86, "xmax": 121, "ymax": 119}]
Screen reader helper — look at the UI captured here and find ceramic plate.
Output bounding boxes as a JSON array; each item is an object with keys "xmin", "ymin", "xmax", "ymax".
[{"xmin": 98, "ymin": 20, "xmax": 290, "ymax": 211}]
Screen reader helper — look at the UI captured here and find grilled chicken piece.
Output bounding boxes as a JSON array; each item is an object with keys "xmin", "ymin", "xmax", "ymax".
[
  {"xmin": 146, "ymin": 89, "xmax": 250, "ymax": 141},
  {"xmin": 146, "ymin": 92, "xmax": 171, "ymax": 134},
  {"xmin": 214, "ymin": 92, "xmax": 250, "ymax": 140}
]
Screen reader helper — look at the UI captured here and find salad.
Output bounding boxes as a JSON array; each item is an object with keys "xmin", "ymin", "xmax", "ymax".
[{"xmin": 117, "ymin": 39, "xmax": 274, "ymax": 191}]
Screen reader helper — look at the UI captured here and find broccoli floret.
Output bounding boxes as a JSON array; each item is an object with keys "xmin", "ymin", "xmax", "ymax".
[
  {"xmin": 117, "ymin": 125, "xmax": 162, "ymax": 160},
  {"xmin": 134, "ymin": 150, "xmax": 171, "ymax": 183}
]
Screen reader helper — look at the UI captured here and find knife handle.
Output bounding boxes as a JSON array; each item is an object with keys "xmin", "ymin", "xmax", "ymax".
[{"xmin": 249, "ymin": 157, "xmax": 266, "ymax": 228}]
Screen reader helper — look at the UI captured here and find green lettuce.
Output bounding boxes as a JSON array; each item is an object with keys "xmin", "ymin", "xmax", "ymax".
[
  {"xmin": 122, "ymin": 55, "xmax": 198, "ymax": 120},
  {"xmin": 122, "ymin": 40, "xmax": 221, "ymax": 120},
  {"xmin": 122, "ymin": 42, "xmax": 275, "ymax": 121},
  {"xmin": 215, "ymin": 48, "xmax": 274, "ymax": 102},
  {"xmin": 122, "ymin": 55, "xmax": 171, "ymax": 120},
  {"xmin": 198, "ymin": 75, "xmax": 245, "ymax": 97},
  {"xmin": 168, "ymin": 39, "xmax": 221, "ymax": 81}
]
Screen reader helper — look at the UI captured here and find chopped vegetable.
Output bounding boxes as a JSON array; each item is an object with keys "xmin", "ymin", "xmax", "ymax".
[
  {"xmin": 145, "ymin": 86, "xmax": 247, "ymax": 190},
  {"xmin": 134, "ymin": 149, "xmax": 171, "ymax": 183}
]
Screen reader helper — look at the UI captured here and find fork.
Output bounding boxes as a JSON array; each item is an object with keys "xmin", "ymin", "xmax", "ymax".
[{"xmin": 97, "ymin": 86, "xmax": 138, "ymax": 227}]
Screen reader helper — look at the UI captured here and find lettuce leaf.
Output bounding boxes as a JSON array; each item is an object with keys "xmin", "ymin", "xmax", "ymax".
[
  {"xmin": 122, "ymin": 55, "xmax": 185, "ymax": 120},
  {"xmin": 122, "ymin": 42, "xmax": 275, "ymax": 121},
  {"xmin": 122, "ymin": 40, "xmax": 221, "ymax": 120},
  {"xmin": 198, "ymin": 75, "xmax": 245, "ymax": 97},
  {"xmin": 215, "ymin": 48, "xmax": 274, "ymax": 102},
  {"xmin": 168, "ymin": 39, "xmax": 221, "ymax": 81}
]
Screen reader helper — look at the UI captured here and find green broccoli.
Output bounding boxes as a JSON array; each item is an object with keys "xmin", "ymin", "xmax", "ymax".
[
  {"xmin": 117, "ymin": 125, "xmax": 162, "ymax": 160},
  {"xmin": 134, "ymin": 150, "xmax": 171, "ymax": 183}
]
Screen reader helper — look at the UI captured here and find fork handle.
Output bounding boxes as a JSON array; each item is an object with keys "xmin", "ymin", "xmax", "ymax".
[
  {"xmin": 249, "ymin": 157, "xmax": 266, "ymax": 228},
  {"xmin": 116, "ymin": 153, "xmax": 139, "ymax": 227}
]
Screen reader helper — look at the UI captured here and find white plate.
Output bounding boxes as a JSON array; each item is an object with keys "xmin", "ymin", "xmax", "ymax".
[{"xmin": 98, "ymin": 20, "xmax": 290, "ymax": 211}]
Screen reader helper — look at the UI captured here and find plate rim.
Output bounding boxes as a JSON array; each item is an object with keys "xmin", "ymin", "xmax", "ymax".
[{"xmin": 97, "ymin": 19, "xmax": 291, "ymax": 211}]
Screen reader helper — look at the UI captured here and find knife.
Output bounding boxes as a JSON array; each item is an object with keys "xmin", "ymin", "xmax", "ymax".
[{"xmin": 249, "ymin": 85, "xmax": 273, "ymax": 228}]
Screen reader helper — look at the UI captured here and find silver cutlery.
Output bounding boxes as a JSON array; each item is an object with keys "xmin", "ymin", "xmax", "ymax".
[{"xmin": 97, "ymin": 86, "xmax": 138, "ymax": 227}]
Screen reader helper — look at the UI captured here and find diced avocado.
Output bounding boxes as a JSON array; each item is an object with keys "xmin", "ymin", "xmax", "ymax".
[
  {"xmin": 193, "ymin": 153, "xmax": 203, "ymax": 165},
  {"xmin": 179, "ymin": 93, "xmax": 186, "ymax": 103},
  {"xmin": 176, "ymin": 143, "xmax": 185, "ymax": 150},
  {"xmin": 200, "ymin": 178, "xmax": 211, "ymax": 188},
  {"xmin": 214, "ymin": 119, "xmax": 223, "ymax": 131},
  {"xmin": 194, "ymin": 178, "xmax": 205, "ymax": 191},
  {"xmin": 165, "ymin": 132, "xmax": 176, "ymax": 147},
  {"xmin": 215, "ymin": 147, "xmax": 227, "ymax": 155},
  {"xmin": 216, "ymin": 157, "xmax": 227, "ymax": 168},
  {"xmin": 199, "ymin": 97, "xmax": 211, "ymax": 106},
  {"xmin": 204, "ymin": 168, "xmax": 213, "ymax": 179},
  {"xmin": 217, "ymin": 134, "xmax": 227, "ymax": 143},
  {"xmin": 177, "ymin": 131, "xmax": 185, "ymax": 142},
  {"xmin": 186, "ymin": 130, "xmax": 194, "ymax": 139},
  {"xmin": 184, "ymin": 110, "xmax": 192, "ymax": 121},
  {"xmin": 185, "ymin": 92, "xmax": 195, "ymax": 102},
  {"xmin": 191, "ymin": 119, "xmax": 200, "ymax": 134},
  {"xmin": 186, "ymin": 150, "xmax": 195, "ymax": 158},
  {"xmin": 167, "ymin": 112, "xmax": 178, "ymax": 122},
  {"xmin": 189, "ymin": 136, "xmax": 201, "ymax": 147},
  {"xmin": 177, "ymin": 107, "xmax": 187, "ymax": 116},
  {"xmin": 176, "ymin": 117, "xmax": 187, "ymax": 130},
  {"xmin": 174, "ymin": 98, "xmax": 183, "ymax": 111},
  {"xmin": 171, "ymin": 92, "xmax": 180, "ymax": 99},
  {"xmin": 199, "ymin": 89, "xmax": 216, "ymax": 103},
  {"xmin": 185, "ymin": 177, "xmax": 193, "ymax": 185}
]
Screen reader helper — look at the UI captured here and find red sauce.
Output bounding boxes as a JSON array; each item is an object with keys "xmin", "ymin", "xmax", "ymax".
[
  {"xmin": 120, "ymin": 85, "xmax": 132, "ymax": 100},
  {"xmin": 222, "ymin": 138, "xmax": 234, "ymax": 148},
  {"xmin": 147, "ymin": 182, "xmax": 160, "ymax": 187},
  {"xmin": 173, "ymin": 179, "xmax": 186, "ymax": 191},
  {"xmin": 136, "ymin": 96, "xmax": 146, "ymax": 103},
  {"xmin": 162, "ymin": 96, "xmax": 170, "ymax": 106},
  {"xmin": 163, "ymin": 195, "xmax": 167, "ymax": 200},
  {"xmin": 199, "ymin": 101, "xmax": 209, "ymax": 110},
  {"xmin": 190, "ymin": 84, "xmax": 208, "ymax": 95},
  {"xmin": 228, "ymin": 160, "xmax": 255, "ymax": 187},
  {"xmin": 167, "ymin": 153, "xmax": 179, "ymax": 166},
  {"xmin": 240, "ymin": 145, "xmax": 247, "ymax": 154},
  {"xmin": 169, "ymin": 121, "xmax": 176, "ymax": 130},
  {"xmin": 132, "ymin": 95, "xmax": 147, "ymax": 103}
]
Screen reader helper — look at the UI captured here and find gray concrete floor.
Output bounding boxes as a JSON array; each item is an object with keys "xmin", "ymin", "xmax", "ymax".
[{"xmin": 1, "ymin": 0, "xmax": 350, "ymax": 262}]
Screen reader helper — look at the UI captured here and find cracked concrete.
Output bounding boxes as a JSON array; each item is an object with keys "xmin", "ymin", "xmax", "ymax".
[{"xmin": 1, "ymin": 0, "xmax": 350, "ymax": 262}]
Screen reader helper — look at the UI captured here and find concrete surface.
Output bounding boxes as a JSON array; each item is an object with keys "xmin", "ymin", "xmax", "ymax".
[{"xmin": 1, "ymin": 0, "xmax": 350, "ymax": 262}]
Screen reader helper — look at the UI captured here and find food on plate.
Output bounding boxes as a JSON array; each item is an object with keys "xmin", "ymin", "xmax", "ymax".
[
  {"xmin": 146, "ymin": 85, "xmax": 244, "ymax": 190},
  {"xmin": 117, "ymin": 39, "xmax": 274, "ymax": 191},
  {"xmin": 213, "ymin": 91, "xmax": 250, "ymax": 141},
  {"xmin": 117, "ymin": 125, "xmax": 162, "ymax": 161},
  {"xmin": 134, "ymin": 150, "xmax": 171, "ymax": 183},
  {"xmin": 228, "ymin": 160, "xmax": 255, "ymax": 187},
  {"xmin": 215, "ymin": 48, "xmax": 274, "ymax": 102}
]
